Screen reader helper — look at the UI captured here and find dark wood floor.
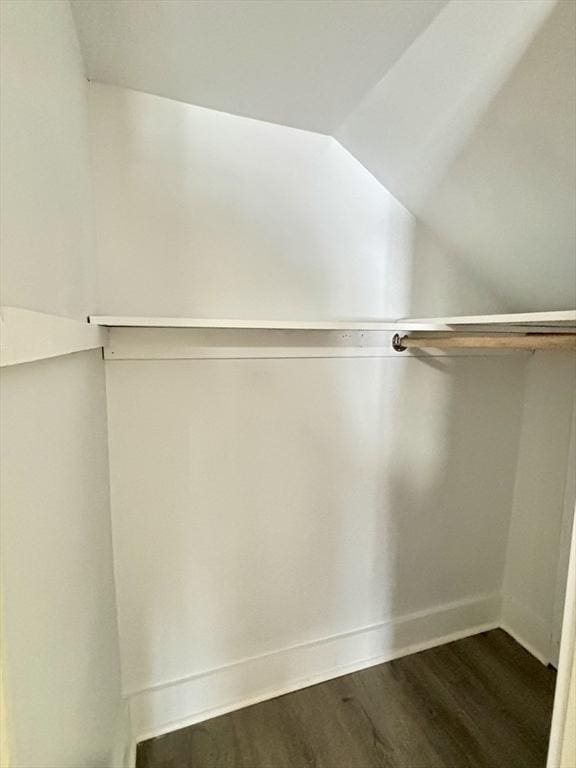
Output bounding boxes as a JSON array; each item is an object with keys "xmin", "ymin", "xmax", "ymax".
[{"xmin": 137, "ymin": 629, "xmax": 556, "ymax": 768}]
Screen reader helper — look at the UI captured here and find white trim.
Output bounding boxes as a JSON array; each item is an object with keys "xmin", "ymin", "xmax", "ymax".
[
  {"xmin": 90, "ymin": 316, "xmax": 400, "ymax": 331},
  {"xmin": 89, "ymin": 310, "xmax": 576, "ymax": 332},
  {"xmin": 0, "ymin": 306, "xmax": 107, "ymax": 367},
  {"xmin": 128, "ymin": 593, "xmax": 501, "ymax": 743},
  {"xmin": 501, "ymin": 595, "xmax": 551, "ymax": 665}
]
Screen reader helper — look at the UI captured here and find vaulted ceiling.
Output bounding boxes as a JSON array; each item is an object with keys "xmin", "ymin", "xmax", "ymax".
[{"xmin": 70, "ymin": 0, "xmax": 447, "ymax": 134}]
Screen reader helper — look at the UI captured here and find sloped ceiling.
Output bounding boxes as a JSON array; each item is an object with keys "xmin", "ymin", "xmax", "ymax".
[
  {"xmin": 414, "ymin": 0, "xmax": 576, "ymax": 312},
  {"xmin": 71, "ymin": 0, "xmax": 575, "ymax": 310},
  {"xmin": 336, "ymin": 0, "xmax": 557, "ymax": 212},
  {"xmin": 338, "ymin": 0, "xmax": 575, "ymax": 311},
  {"xmin": 70, "ymin": 0, "xmax": 446, "ymax": 134}
]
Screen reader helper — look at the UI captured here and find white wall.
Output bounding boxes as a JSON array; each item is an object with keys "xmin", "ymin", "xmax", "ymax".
[
  {"xmin": 1, "ymin": 2, "xmax": 573, "ymax": 758},
  {"xmin": 88, "ymin": 81, "xmax": 570, "ymax": 738},
  {"xmin": 547, "ymin": 504, "xmax": 576, "ymax": 768},
  {"xmin": 502, "ymin": 354, "xmax": 576, "ymax": 663},
  {"xmin": 0, "ymin": 2, "xmax": 123, "ymax": 765},
  {"xmin": 106, "ymin": 352, "xmax": 528, "ymax": 737},
  {"xmin": 0, "ymin": 0, "xmax": 97, "ymax": 319},
  {"xmin": 90, "ymin": 82, "xmax": 508, "ymax": 322},
  {"xmin": 0, "ymin": 352, "xmax": 121, "ymax": 767},
  {"xmin": 88, "ymin": 83, "xmax": 441, "ymax": 321}
]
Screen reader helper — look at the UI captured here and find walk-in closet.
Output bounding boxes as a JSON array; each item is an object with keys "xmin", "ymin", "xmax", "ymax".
[{"xmin": 1, "ymin": 2, "xmax": 575, "ymax": 767}]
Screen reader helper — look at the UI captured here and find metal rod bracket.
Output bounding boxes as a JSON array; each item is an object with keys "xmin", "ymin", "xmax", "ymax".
[{"xmin": 392, "ymin": 333, "xmax": 407, "ymax": 352}]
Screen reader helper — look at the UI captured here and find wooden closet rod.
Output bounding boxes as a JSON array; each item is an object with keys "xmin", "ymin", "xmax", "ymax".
[{"xmin": 392, "ymin": 333, "xmax": 576, "ymax": 352}]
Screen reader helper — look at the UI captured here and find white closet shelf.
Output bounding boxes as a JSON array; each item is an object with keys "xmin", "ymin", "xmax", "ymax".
[
  {"xmin": 88, "ymin": 310, "xmax": 576, "ymax": 332},
  {"xmin": 1, "ymin": 306, "xmax": 107, "ymax": 367},
  {"xmin": 4, "ymin": 309, "xmax": 571, "ymax": 366},
  {"xmin": 397, "ymin": 310, "xmax": 576, "ymax": 329},
  {"xmin": 88, "ymin": 316, "xmax": 400, "ymax": 331}
]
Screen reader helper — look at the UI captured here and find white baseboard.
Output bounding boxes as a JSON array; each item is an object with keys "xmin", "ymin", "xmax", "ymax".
[
  {"xmin": 129, "ymin": 593, "xmax": 501, "ymax": 744},
  {"xmin": 501, "ymin": 595, "xmax": 551, "ymax": 665}
]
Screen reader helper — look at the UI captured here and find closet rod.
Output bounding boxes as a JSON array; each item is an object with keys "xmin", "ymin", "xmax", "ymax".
[{"xmin": 392, "ymin": 333, "xmax": 576, "ymax": 352}]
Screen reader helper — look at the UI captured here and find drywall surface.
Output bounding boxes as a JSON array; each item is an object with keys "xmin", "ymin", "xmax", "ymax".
[
  {"xmin": 552, "ymin": 407, "xmax": 576, "ymax": 663},
  {"xmin": 0, "ymin": 352, "xmax": 121, "ymax": 767},
  {"xmin": 105, "ymin": 354, "xmax": 527, "ymax": 735},
  {"xmin": 89, "ymin": 82, "xmax": 505, "ymax": 320},
  {"xmin": 547, "ymin": 513, "xmax": 576, "ymax": 768},
  {"xmin": 503, "ymin": 353, "xmax": 576, "ymax": 663},
  {"xmin": 0, "ymin": 2, "xmax": 123, "ymax": 765},
  {"xmin": 560, "ymin": 643, "xmax": 576, "ymax": 767},
  {"xmin": 89, "ymin": 81, "xmax": 533, "ymax": 738},
  {"xmin": 0, "ymin": 0, "xmax": 96, "ymax": 319},
  {"xmin": 88, "ymin": 83, "xmax": 410, "ymax": 319}
]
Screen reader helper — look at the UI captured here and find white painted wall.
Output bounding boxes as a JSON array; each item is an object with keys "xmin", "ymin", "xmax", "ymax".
[
  {"xmin": 502, "ymin": 354, "xmax": 576, "ymax": 663},
  {"xmin": 0, "ymin": 352, "xmax": 121, "ymax": 767},
  {"xmin": 87, "ymin": 81, "xmax": 576, "ymax": 739},
  {"xmin": 0, "ymin": 2, "xmax": 123, "ymax": 765},
  {"xmin": 105, "ymin": 353, "xmax": 528, "ymax": 736},
  {"xmin": 88, "ymin": 83, "xmax": 414, "ymax": 320},
  {"xmin": 559, "ymin": 627, "xmax": 576, "ymax": 767},
  {"xmin": 552, "ymin": 409, "xmax": 576, "ymax": 662},
  {"xmin": 547, "ymin": 513, "xmax": 576, "ymax": 768},
  {"xmin": 1, "ymin": 1, "xmax": 573, "ymax": 758},
  {"xmin": 89, "ymin": 82, "xmax": 507, "ymax": 321},
  {"xmin": 0, "ymin": 0, "xmax": 97, "ymax": 320}
]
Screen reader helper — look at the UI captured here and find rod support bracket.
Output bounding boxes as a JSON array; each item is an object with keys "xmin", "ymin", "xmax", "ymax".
[{"xmin": 392, "ymin": 333, "xmax": 407, "ymax": 352}]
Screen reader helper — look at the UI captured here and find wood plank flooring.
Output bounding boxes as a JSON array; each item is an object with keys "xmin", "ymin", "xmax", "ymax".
[{"xmin": 136, "ymin": 629, "xmax": 556, "ymax": 768}]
